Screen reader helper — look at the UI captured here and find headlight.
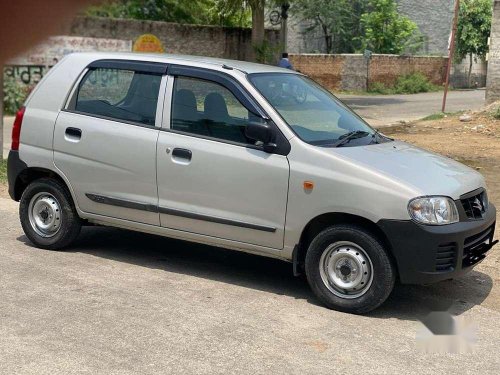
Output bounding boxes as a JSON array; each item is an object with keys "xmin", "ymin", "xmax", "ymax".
[{"xmin": 408, "ymin": 196, "xmax": 459, "ymax": 225}]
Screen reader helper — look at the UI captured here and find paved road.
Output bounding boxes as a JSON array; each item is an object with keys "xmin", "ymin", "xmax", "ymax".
[
  {"xmin": 338, "ymin": 89, "xmax": 485, "ymax": 127},
  {"xmin": 0, "ymin": 195, "xmax": 499, "ymax": 374},
  {"xmin": 0, "ymin": 90, "xmax": 485, "ymax": 158}
]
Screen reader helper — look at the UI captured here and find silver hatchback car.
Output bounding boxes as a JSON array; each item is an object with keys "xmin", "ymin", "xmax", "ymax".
[{"xmin": 7, "ymin": 52, "xmax": 497, "ymax": 313}]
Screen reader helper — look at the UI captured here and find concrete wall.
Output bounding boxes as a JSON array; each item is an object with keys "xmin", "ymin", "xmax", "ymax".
[
  {"xmin": 487, "ymin": 0, "xmax": 500, "ymax": 103},
  {"xmin": 289, "ymin": 54, "xmax": 448, "ymax": 91},
  {"xmin": 451, "ymin": 56, "xmax": 488, "ymax": 88},
  {"xmin": 69, "ymin": 16, "xmax": 280, "ymax": 61},
  {"xmin": 285, "ymin": 16, "xmax": 327, "ymax": 54},
  {"xmin": 396, "ymin": 0, "xmax": 455, "ymax": 55}
]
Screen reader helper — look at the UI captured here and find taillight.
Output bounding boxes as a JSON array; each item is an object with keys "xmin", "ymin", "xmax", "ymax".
[{"xmin": 11, "ymin": 106, "xmax": 25, "ymax": 151}]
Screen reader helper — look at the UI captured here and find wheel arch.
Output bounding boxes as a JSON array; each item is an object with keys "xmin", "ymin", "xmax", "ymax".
[
  {"xmin": 294, "ymin": 212, "xmax": 397, "ymax": 277},
  {"xmin": 13, "ymin": 167, "xmax": 74, "ymax": 203}
]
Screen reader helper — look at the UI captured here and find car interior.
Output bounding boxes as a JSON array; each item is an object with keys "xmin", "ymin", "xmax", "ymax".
[{"xmin": 171, "ymin": 87, "xmax": 252, "ymax": 144}]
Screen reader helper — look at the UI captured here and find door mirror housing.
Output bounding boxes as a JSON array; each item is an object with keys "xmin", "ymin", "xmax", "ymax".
[{"xmin": 245, "ymin": 121, "xmax": 276, "ymax": 152}]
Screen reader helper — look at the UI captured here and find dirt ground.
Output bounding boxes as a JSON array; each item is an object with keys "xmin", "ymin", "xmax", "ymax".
[{"xmin": 383, "ymin": 109, "xmax": 500, "ymax": 210}]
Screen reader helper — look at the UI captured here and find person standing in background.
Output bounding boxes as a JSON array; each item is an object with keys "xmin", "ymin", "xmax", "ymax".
[{"xmin": 278, "ymin": 52, "xmax": 294, "ymax": 70}]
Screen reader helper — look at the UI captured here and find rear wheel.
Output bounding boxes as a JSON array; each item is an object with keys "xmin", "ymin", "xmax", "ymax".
[
  {"xmin": 305, "ymin": 225, "xmax": 395, "ymax": 314},
  {"xmin": 20, "ymin": 178, "xmax": 81, "ymax": 250}
]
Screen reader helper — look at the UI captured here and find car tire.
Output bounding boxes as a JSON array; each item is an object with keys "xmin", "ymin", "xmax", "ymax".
[
  {"xmin": 19, "ymin": 178, "xmax": 81, "ymax": 250},
  {"xmin": 305, "ymin": 224, "xmax": 395, "ymax": 314}
]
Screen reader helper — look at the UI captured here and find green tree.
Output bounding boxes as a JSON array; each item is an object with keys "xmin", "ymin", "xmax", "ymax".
[
  {"xmin": 85, "ymin": 0, "xmax": 251, "ymax": 27},
  {"xmin": 208, "ymin": 0, "xmax": 251, "ymax": 27},
  {"xmin": 220, "ymin": 0, "xmax": 267, "ymax": 51},
  {"xmin": 358, "ymin": 0, "xmax": 423, "ymax": 54},
  {"xmin": 455, "ymin": 0, "xmax": 492, "ymax": 87},
  {"xmin": 291, "ymin": 0, "xmax": 366, "ymax": 53}
]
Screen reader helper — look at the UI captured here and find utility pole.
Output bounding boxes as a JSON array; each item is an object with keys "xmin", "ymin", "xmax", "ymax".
[
  {"xmin": 281, "ymin": 2, "xmax": 290, "ymax": 52},
  {"xmin": 442, "ymin": 0, "xmax": 460, "ymax": 113}
]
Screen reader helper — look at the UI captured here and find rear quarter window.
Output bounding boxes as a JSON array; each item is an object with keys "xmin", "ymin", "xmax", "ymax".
[{"xmin": 75, "ymin": 68, "xmax": 161, "ymax": 126}]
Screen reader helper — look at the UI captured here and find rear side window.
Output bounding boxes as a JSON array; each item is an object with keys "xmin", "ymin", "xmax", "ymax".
[{"xmin": 75, "ymin": 68, "xmax": 161, "ymax": 126}]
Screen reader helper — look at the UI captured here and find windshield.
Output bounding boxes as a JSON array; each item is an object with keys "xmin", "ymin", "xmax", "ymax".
[{"xmin": 249, "ymin": 73, "xmax": 388, "ymax": 147}]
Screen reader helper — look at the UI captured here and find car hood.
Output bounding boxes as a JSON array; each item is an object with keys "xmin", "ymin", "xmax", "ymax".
[{"xmin": 328, "ymin": 140, "xmax": 485, "ymax": 200}]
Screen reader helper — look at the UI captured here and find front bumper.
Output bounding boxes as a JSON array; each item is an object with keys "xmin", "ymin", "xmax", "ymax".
[{"xmin": 377, "ymin": 204, "xmax": 497, "ymax": 284}]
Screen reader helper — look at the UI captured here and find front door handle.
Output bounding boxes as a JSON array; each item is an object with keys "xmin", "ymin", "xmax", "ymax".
[
  {"xmin": 172, "ymin": 148, "xmax": 192, "ymax": 161},
  {"xmin": 65, "ymin": 127, "xmax": 82, "ymax": 142}
]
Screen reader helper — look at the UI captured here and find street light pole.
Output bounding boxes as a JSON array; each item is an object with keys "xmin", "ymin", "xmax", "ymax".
[{"xmin": 442, "ymin": 0, "xmax": 460, "ymax": 113}]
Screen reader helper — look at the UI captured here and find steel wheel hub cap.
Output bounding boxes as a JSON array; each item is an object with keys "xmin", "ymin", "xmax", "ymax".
[
  {"xmin": 28, "ymin": 192, "xmax": 62, "ymax": 238},
  {"xmin": 319, "ymin": 241, "xmax": 374, "ymax": 299}
]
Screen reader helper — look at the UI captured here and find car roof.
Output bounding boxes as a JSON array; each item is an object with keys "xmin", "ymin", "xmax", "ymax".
[{"xmin": 68, "ymin": 52, "xmax": 295, "ymax": 75}]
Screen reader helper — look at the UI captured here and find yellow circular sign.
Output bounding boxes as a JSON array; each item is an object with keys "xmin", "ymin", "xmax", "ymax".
[{"xmin": 133, "ymin": 34, "xmax": 165, "ymax": 53}]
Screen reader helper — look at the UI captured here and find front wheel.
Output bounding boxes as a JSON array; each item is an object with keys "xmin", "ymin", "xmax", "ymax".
[{"xmin": 305, "ymin": 225, "xmax": 395, "ymax": 314}]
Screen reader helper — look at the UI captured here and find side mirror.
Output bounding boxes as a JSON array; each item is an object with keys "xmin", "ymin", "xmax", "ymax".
[{"xmin": 245, "ymin": 121, "xmax": 274, "ymax": 147}]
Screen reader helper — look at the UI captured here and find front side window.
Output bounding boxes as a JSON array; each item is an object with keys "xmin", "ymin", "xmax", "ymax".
[
  {"xmin": 249, "ymin": 73, "xmax": 389, "ymax": 147},
  {"xmin": 171, "ymin": 76, "xmax": 263, "ymax": 145},
  {"xmin": 76, "ymin": 68, "xmax": 161, "ymax": 126}
]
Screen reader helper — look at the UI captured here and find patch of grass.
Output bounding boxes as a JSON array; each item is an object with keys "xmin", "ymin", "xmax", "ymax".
[
  {"xmin": 0, "ymin": 159, "xmax": 7, "ymax": 184},
  {"xmin": 493, "ymin": 107, "xmax": 500, "ymax": 120},
  {"xmin": 368, "ymin": 82, "xmax": 393, "ymax": 95},
  {"xmin": 332, "ymin": 90, "xmax": 383, "ymax": 96},
  {"xmin": 420, "ymin": 111, "xmax": 464, "ymax": 121},
  {"xmin": 421, "ymin": 113, "xmax": 446, "ymax": 121},
  {"xmin": 369, "ymin": 73, "xmax": 441, "ymax": 95}
]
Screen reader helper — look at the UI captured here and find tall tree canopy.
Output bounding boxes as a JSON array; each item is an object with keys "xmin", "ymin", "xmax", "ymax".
[
  {"xmin": 455, "ymin": 0, "xmax": 492, "ymax": 87},
  {"xmin": 290, "ymin": 0, "xmax": 366, "ymax": 53},
  {"xmin": 358, "ymin": 0, "xmax": 422, "ymax": 54},
  {"xmin": 218, "ymin": 0, "xmax": 267, "ymax": 48},
  {"xmin": 85, "ymin": 0, "xmax": 251, "ymax": 27}
]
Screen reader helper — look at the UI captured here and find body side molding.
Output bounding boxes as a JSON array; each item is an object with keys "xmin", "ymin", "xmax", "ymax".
[{"xmin": 85, "ymin": 193, "xmax": 276, "ymax": 233}]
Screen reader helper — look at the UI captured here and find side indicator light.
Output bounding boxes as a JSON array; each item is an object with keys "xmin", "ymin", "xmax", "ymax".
[{"xmin": 303, "ymin": 181, "xmax": 314, "ymax": 190}]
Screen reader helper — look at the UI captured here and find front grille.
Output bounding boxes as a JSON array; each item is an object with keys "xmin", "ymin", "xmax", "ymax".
[
  {"xmin": 435, "ymin": 242, "xmax": 457, "ymax": 271},
  {"xmin": 462, "ymin": 225, "xmax": 494, "ymax": 268},
  {"xmin": 460, "ymin": 190, "xmax": 487, "ymax": 220}
]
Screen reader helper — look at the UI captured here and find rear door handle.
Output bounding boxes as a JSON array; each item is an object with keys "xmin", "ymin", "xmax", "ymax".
[
  {"xmin": 65, "ymin": 127, "xmax": 82, "ymax": 141},
  {"xmin": 172, "ymin": 148, "xmax": 192, "ymax": 161}
]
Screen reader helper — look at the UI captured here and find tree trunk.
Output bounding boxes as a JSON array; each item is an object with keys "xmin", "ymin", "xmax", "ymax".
[
  {"xmin": 467, "ymin": 53, "xmax": 473, "ymax": 88},
  {"xmin": 321, "ymin": 24, "xmax": 332, "ymax": 53},
  {"xmin": 251, "ymin": 1, "xmax": 265, "ymax": 48},
  {"xmin": 317, "ymin": 16, "xmax": 331, "ymax": 54}
]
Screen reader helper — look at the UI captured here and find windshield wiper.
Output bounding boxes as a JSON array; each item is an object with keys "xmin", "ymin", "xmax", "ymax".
[
  {"xmin": 331, "ymin": 130, "xmax": 370, "ymax": 147},
  {"xmin": 370, "ymin": 129, "xmax": 393, "ymax": 144}
]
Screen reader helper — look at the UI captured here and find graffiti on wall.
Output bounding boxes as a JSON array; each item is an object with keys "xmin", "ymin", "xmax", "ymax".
[{"xmin": 4, "ymin": 35, "xmax": 132, "ymax": 86}]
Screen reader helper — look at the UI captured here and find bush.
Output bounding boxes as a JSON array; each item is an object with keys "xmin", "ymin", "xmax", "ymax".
[
  {"xmin": 253, "ymin": 40, "xmax": 281, "ymax": 65},
  {"xmin": 493, "ymin": 107, "xmax": 500, "ymax": 120},
  {"xmin": 368, "ymin": 82, "xmax": 392, "ymax": 94},
  {"xmin": 393, "ymin": 73, "xmax": 439, "ymax": 94},
  {"xmin": 3, "ymin": 76, "xmax": 33, "ymax": 115},
  {"xmin": 368, "ymin": 73, "xmax": 440, "ymax": 95}
]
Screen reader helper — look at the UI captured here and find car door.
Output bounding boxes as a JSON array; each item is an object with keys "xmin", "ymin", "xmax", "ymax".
[
  {"xmin": 156, "ymin": 66, "xmax": 290, "ymax": 249},
  {"xmin": 53, "ymin": 59, "xmax": 168, "ymax": 226}
]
